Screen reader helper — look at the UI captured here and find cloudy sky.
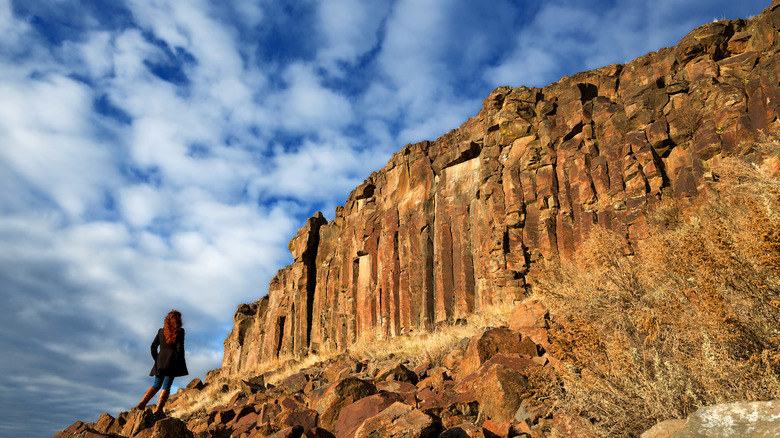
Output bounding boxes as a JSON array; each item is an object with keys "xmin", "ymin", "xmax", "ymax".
[{"xmin": 0, "ymin": 0, "xmax": 769, "ymax": 436}]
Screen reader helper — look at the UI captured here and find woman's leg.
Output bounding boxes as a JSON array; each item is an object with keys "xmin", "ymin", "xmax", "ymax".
[
  {"xmin": 155, "ymin": 376, "xmax": 175, "ymax": 415},
  {"xmin": 135, "ymin": 376, "xmax": 162, "ymax": 409}
]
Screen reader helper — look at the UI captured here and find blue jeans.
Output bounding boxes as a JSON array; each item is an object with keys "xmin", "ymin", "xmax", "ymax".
[{"xmin": 152, "ymin": 375, "xmax": 175, "ymax": 391}]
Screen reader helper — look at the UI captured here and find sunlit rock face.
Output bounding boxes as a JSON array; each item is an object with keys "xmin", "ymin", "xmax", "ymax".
[{"xmin": 222, "ymin": 2, "xmax": 780, "ymax": 374}]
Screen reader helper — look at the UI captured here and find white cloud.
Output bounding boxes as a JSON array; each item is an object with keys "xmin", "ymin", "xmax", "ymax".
[
  {"xmin": 0, "ymin": 74, "xmax": 119, "ymax": 218},
  {"xmin": 272, "ymin": 63, "xmax": 355, "ymax": 133},
  {"xmin": 118, "ymin": 184, "xmax": 167, "ymax": 228},
  {"xmin": 315, "ymin": 0, "xmax": 390, "ymax": 73}
]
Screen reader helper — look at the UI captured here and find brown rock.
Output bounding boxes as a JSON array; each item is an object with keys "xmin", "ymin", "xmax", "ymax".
[
  {"xmin": 375, "ymin": 361, "xmax": 419, "ymax": 384},
  {"xmin": 281, "ymin": 372, "xmax": 309, "ymax": 394},
  {"xmin": 455, "ymin": 362, "xmax": 533, "ymax": 423},
  {"xmin": 304, "ymin": 427, "xmax": 337, "ymax": 438},
  {"xmin": 417, "ymin": 367, "xmax": 452, "ymax": 391},
  {"xmin": 353, "ymin": 402, "xmax": 442, "ymax": 438},
  {"xmin": 417, "ymin": 389, "xmax": 480, "ymax": 427},
  {"xmin": 134, "ymin": 417, "xmax": 194, "ymax": 438},
  {"xmin": 185, "ymin": 378, "xmax": 205, "ymax": 391},
  {"xmin": 509, "ymin": 300, "xmax": 549, "ymax": 330},
  {"xmin": 552, "ymin": 412, "xmax": 597, "ymax": 438},
  {"xmin": 458, "ymin": 328, "xmax": 523, "ymax": 378},
  {"xmin": 441, "ymin": 348, "xmax": 465, "ymax": 373},
  {"xmin": 232, "ymin": 412, "xmax": 260, "ymax": 435},
  {"xmin": 376, "ymin": 380, "xmax": 419, "ymax": 406},
  {"xmin": 273, "ymin": 407, "xmax": 319, "ymax": 432},
  {"xmin": 53, "ymin": 421, "xmax": 114, "ymax": 438},
  {"xmin": 278, "ymin": 395, "xmax": 306, "ymax": 411},
  {"xmin": 310, "ymin": 377, "xmax": 377, "ymax": 432},
  {"xmin": 440, "ymin": 422, "xmax": 486, "ymax": 438},
  {"xmin": 640, "ymin": 419, "xmax": 687, "ymax": 438},
  {"xmin": 122, "ymin": 408, "xmax": 157, "ymax": 436},
  {"xmin": 270, "ymin": 425, "xmax": 304, "ymax": 438},
  {"xmin": 482, "ymin": 419, "xmax": 511, "ymax": 438},
  {"xmin": 334, "ymin": 392, "xmax": 406, "ymax": 438},
  {"xmin": 258, "ymin": 402, "xmax": 283, "ymax": 425},
  {"xmin": 93, "ymin": 413, "xmax": 123, "ymax": 435},
  {"xmin": 662, "ymin": 400, "xmax": 780, "ymax": 438}
]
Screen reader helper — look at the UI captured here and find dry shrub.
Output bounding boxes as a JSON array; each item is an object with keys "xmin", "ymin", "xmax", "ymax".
[{"xmin": 529, "ymin": 158, "xmax": 780, "ymax": 437}]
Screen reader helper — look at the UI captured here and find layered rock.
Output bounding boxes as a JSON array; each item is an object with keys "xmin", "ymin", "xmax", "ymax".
[{"xmin": 223, "ymin": 2, "xmax": 780, "ymax": 373}]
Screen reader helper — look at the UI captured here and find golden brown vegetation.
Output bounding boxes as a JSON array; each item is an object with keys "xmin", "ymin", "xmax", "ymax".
[{"xmin": 528, "ymin": 157, "xmax": 780, "ymax": 437}]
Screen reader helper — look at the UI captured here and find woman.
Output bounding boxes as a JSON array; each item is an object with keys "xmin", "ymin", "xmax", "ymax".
[{"xmin": 135, "ymin": 310, "xmax": 189, "ymax": 416}]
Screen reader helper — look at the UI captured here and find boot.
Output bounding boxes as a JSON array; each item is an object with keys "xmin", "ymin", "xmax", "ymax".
[
  {"xmin": 154, "ymin": 390, "xmax": 169, "ymax": 417},
  {"xmin": 135, "ymin": 387, "xmax": 158, "ymax": 410}
]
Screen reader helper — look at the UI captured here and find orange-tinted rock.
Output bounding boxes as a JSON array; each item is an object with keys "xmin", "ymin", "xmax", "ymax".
[
  {"xmin": 273, "ymin": 407, "xmax": 318, "ymax": 433},
  {"xmin": 440, "ymin": 422, "xmax": 487, "ymax": 438},
  {"xmin": 304, "ymin": 427, "xmax": 337, "ymax": 438},
  {"xmin": 133, "ymin": 417, "xmax": 194, "ymax": 438},
  {"xmin": 53, "ymin": 421, "xmax": 114, "ymax": 438},
  {"xmin": 509, "ymin": 300, "xmax": 549, "ymax": 330},
  {"xmin": 455, "ymin": 362, "xmax": 533, "ymax": 423},
  {"xmin": 353, "ymin": 402, "xmax": 442, "ymax": 438},
  {"xmin": 482, "ymin": 419, "xmax": 511, "ymax": 438},
  {"xmin": 552, "ymin": 412, "xmax": 598, "ymax": 438},
  {"xmin": 335, "ymin": 392, "xmax": 406, "ymax": 438},
  {"xmin": 458, "ymin": 328, "xmax": 523, "ymax": 378},
  {"xmin": 376, "ymin": 381, "xmax": 419, "ymax": 407},
  {"xmin": 375, "ymin": 361, "xmax": 419, "ymax": 384},
  {"xmin": 310, "ymin": 377, "xmax": 377, "ymax": 432}
]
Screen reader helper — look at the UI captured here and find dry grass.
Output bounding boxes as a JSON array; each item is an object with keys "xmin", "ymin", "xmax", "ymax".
[
  {"xmin": 528, "ymin": 157, "xmax": 780, "ymax": 437},
  {"xmin": 167, "ymin": 384, "xmax": 241, "ymax": 419},
  {"xmin": 344, "ymin": 302, "xmax": 514, "ymax": 367}
]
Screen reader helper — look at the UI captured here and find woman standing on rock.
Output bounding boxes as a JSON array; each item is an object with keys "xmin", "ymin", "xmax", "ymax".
[{"xmin": 135, "ymin": 309, "xmax": 189, "ymax": 416}]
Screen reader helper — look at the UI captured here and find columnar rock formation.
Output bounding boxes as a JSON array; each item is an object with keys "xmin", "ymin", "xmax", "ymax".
[{"xmin": 222, "ymin": 2, "xmax": 780, "ymax": 375}]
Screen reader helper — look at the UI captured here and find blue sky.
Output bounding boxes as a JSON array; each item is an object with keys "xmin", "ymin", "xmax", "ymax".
[{"xmin": 0, "ymin": 0, "xmax": 769, "ymax": 436}]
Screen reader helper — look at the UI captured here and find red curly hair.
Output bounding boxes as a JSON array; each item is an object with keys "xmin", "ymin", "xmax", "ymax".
[{"xmin": 163, "ymin": 310, "xmax": 182, "ymax": 344}]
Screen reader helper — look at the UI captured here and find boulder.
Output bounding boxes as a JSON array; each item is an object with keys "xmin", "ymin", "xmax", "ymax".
[
  {"xmin": 509, "ymin": 300, "xmax": 549, "ymax": 330},
  {"xmin": 641, "ymin": 419, "xmax": 688, "ymax": 438},
  {"xmin": 133, "ymin": 417, "xmax": 194, "ymax": 438},
  {"xmin": 375, "ymin": 361, "xmax": 419, "ymax": 385},
  {"xmin": 304, "ymin": 427, "xmax": 337, "ymax": 438},
  {"xmin": 270, "ymin": 425, "xmax": 305, "ymax": 438},
  {"xmin": 281, "ymin": 372, "xmax": 309, "ymax": 394},
  {"xmin": 551, "ymin": 412, "xmax": 597, "ymax": 438},
  {"xmin": 353, "ymin": 402, "xmax": 442, "ymax": 438},
  {"xmin": 376, "ymin": 380, "xmax": 418, "ymax": 407},
  {"xmin": 440, "ymin": 422, "xmax": 487, "ymax": 437},
  {"xmin": 648, "ymin": 400, "xmax": 780, "ymax": 438},
  {"xmin": 309, "ymin": 377, "xmax": 377, "ymax": 431},
  {"xmin": 53, "ymin": 421, "xmax": 114, "ymax": 438},
  {"xmin": 455, "ymin": 362, "xmax": 533, "ymax": 423},
  {"xmin": 273, "ymin": 407, "xmax": 319, "ymax": 433},
  {"xmin": 334, "ymin": 392, "xmax": 406, "ymax": 438},
  {"xmin": 457, "ymin": 328, "xmax": 524, "ymax": 378},
  {"xmin": 482, "ymin": 419, "xmax": 511, "ymax": 438}
]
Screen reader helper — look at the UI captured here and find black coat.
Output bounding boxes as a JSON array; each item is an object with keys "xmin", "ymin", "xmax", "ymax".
[{"xmin": 149, "ymin": 328, "xmax": 189, "ymax": 377}]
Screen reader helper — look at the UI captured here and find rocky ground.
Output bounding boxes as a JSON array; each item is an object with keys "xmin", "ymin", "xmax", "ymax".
[{"xmin": 53, "ymin": 300, "xmax": 780, "ymax": 438}]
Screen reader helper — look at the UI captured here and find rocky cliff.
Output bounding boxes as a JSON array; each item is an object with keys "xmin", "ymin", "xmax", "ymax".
[{"xmin": 222, "ymin": 1, "xmax": 780, "ymax": 375}]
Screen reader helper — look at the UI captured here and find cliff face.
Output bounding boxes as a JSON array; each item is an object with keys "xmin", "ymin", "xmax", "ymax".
[{"xmin": 222, "ymin": 2, "xmax": 780, "ymax": 375}]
